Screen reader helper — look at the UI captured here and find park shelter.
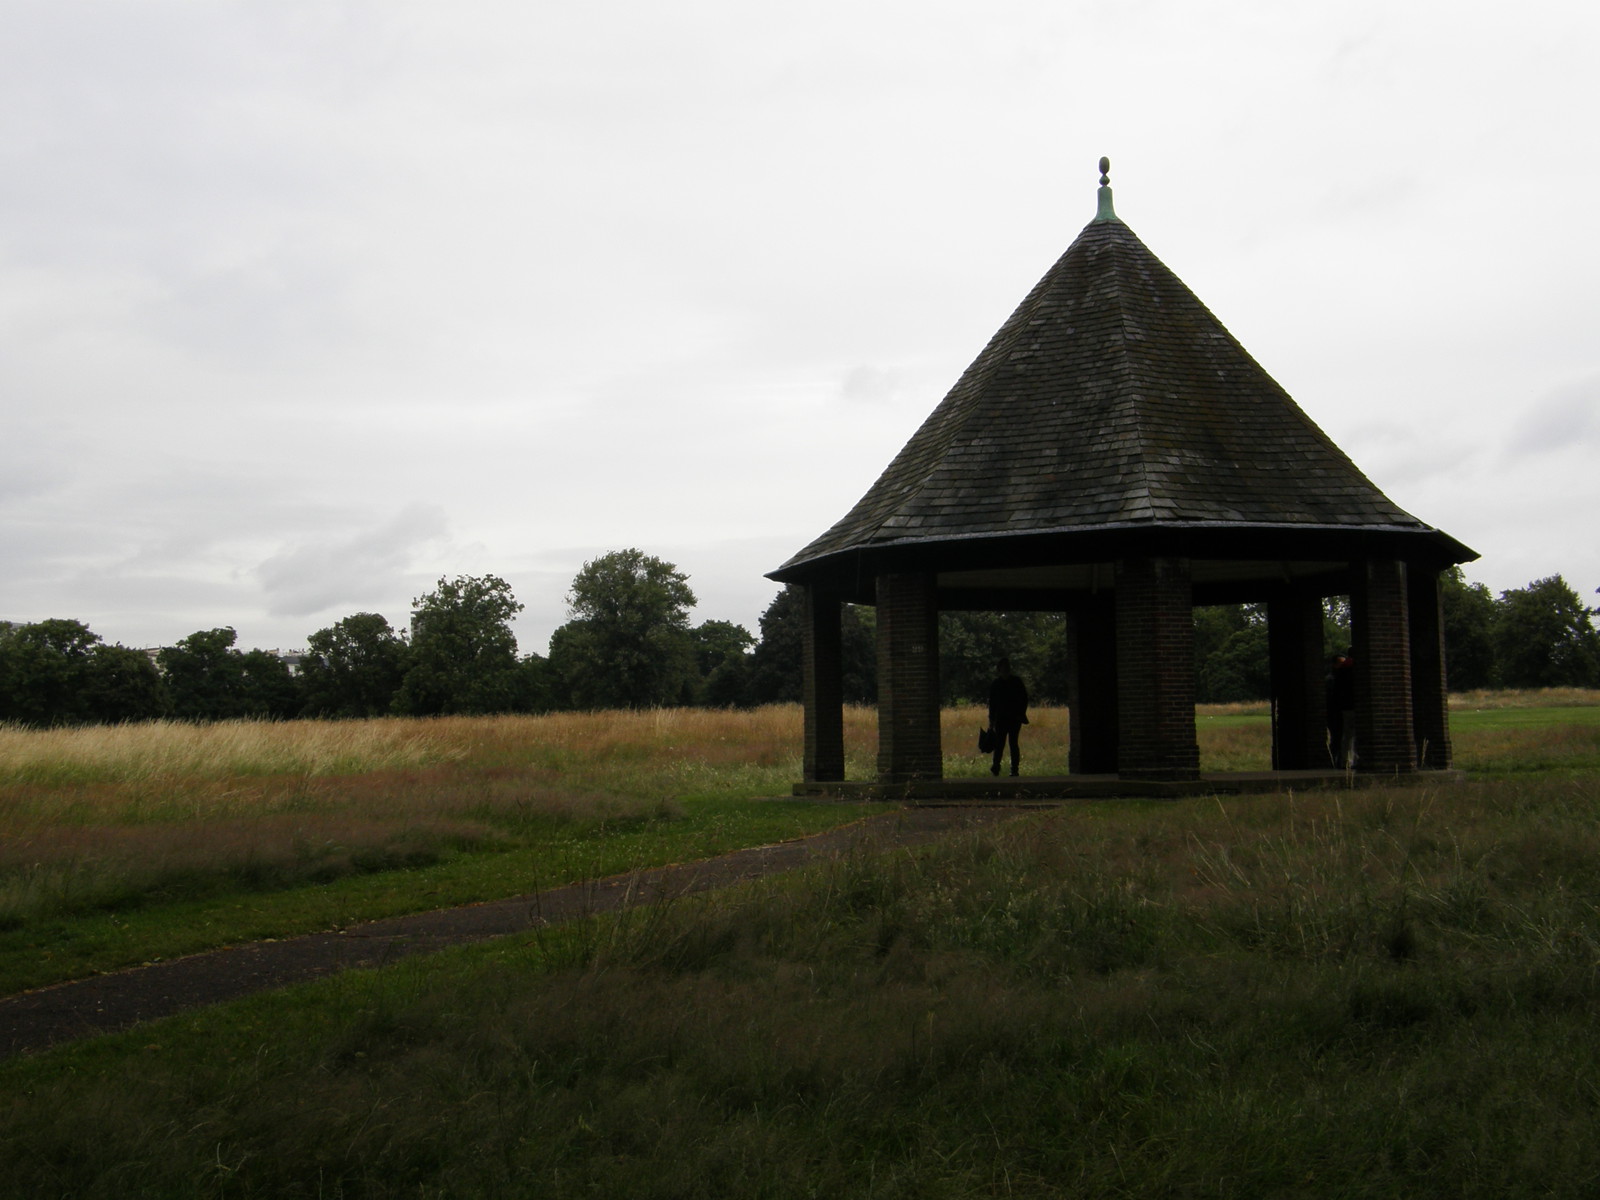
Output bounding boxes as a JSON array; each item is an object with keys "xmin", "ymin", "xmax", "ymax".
[{"xmin": 767, "ymin": 162, "xmax": 1477, "ymax": 792}]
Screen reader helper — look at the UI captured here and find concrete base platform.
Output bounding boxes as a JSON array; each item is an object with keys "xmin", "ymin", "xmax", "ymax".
[{"xmin": 792, "ymin": 770, "xmax": 1468, "ymax": 805}]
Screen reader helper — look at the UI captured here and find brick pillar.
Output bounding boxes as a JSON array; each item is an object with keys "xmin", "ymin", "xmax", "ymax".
[
  {"xmin": 1268, "ymin": 593, "xmax": 1330, "ymax": 769},
  {"xmin": 875, "ymin": 572, "xmax": 942, "ymax": 782},
  {"xmin": 1115, "ymin": 557, "xmax": 1200, "ymax": 781},
  {"xmin": 800, "ymin": 584, "xmax": 845, "ymax": 782},
  {"xmin": 1350, "ymin": 559, "xmax": 1416, "ymax": 774},
  {"xmin": 1408, "ymin": 566, "xmax": 1452, "ymax": 770},
  {"xmin": 1066, "ymin": 596, "xmax": 1118, "ymax": 774}
]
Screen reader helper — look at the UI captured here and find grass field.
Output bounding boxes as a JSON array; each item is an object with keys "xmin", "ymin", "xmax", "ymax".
[{"xmin": 3, "ymin": 694, "xmax": 1600, "ymax": 1197}]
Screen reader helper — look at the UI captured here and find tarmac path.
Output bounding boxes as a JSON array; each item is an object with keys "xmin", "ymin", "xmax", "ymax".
[{"xmin": 0, "ymin": 805, "xmax": 1025, "ymax": 1060}]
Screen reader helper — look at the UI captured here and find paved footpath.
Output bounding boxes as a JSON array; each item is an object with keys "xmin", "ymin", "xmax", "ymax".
[{"xmin": 0, "ymin": 805, "xmax": 1025, "ymax": 1060}]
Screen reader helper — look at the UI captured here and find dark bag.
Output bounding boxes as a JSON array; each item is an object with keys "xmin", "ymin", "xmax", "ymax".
[{"xmin": 978, "ymin": 727, "xmax": 996, "ymax": 754}]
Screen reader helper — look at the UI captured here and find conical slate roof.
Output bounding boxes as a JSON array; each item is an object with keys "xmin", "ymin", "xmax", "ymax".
[{"xmin": 772, "ymin": 173, "xmax": 1473, "ymax": 591}]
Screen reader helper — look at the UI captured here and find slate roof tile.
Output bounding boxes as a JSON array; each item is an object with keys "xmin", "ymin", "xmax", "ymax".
[{"xmin": 776, "ymin": 196, "xmax": 1469, "ymax": 578}]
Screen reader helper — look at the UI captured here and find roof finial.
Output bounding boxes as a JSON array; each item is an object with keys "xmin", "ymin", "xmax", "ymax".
[{"xmin": 1094, "ymin": 155, "xmax": 1118, "ymax": 223}]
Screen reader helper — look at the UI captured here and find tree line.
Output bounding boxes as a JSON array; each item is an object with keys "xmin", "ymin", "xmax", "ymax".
[
  {"xmin": 2, "ymin": 555, "xmax": 1596, "ymax": 728},
  {"xmin": 1190, "ymin": 570, "xmax": 1600, "ymax": 703}
]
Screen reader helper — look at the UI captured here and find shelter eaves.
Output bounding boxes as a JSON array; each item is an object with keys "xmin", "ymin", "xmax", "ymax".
[{"xmin": 771, "ymin": 184, "xmax": 1474, "ymax": 594}]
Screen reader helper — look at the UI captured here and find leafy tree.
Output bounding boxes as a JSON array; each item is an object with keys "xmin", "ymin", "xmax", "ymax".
[
  {"xmin": 239, "ymin": 649, "xmax": 304, "ymax": 719},
  {"xmin": 1440, "ymin": 567, "xmax": 1496, "ymax": 691},
  {"xmin": 159, "ymin": 628, "xmax": 251, "ymax": 720},
  {"xmin": 0, "ymin": 621, "xmax": 175, "ymax": 726},
  {"xmin": 690, "ymin": 620, "xmax": 755, "ymax": 677},
  {"xmin": 1492, "ymin": 575, "xmax": 1600, "ymax": 688},
  {"xmin": 82, "ymin": 644, "xmax": 169, "ymax": 724},
  {"xmin": 1193, "ymin": 604, "xmax": 1270, "ymax": 704},
  {"xmin": 301, "ymin": 612, "xmax": 410, "ymax": 717},
  {"xmin": 743, "ymin": 588, "xmax": 805, "ymax": 705},
  {"xmin": 394, "ymin": 575, "xmax": 524, "ymax": 715},
  {"xmin": 513, "ymin": 653, "xmax": 558, "ymax": 713},
  {"xmin": 1321, "ymin": 595, "xmax": 1351, "ymax": 659},
  {"xmin": 691, "ymin": 619, "xmax": 755, "ymax": 708},
  {"xmin": 548, "ymin": 550, "xmax": 699, "ymax": 709},
  {"xmin": 938, "ymin": 611, "xmax": 1067, "ymax": 705},
  {"xmin": 0, "ymin": 620, "xmax": 171, "ymax": 726},
  {"xmin": 0, "ymin": 619, "xmax": 102, "ymax": 725},
  {"xmin": 743, "ymin": 587, "xmax": 876, "ymax": 706},
  {"xmin": 1189, "ymin": 600, "xmax": 1352, "ymax": 705},
  {"xmin": 700, "ymin": 655, "xmax": 753, "ymax": 708}
]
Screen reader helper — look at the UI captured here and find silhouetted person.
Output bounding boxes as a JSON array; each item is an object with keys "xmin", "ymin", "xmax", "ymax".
[
  {"xmin": 988, "ymin": 657, "xmax": 1029, "ymax": 776},
  {"xmin": 1326, "ymin": 649, "xmax": 1356, "ymax": 768}
]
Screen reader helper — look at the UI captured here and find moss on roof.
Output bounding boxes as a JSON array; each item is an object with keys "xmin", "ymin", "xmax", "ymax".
[{"xmin": 776, "ymin": 207, "xmax": 1469, "ymax": 582}]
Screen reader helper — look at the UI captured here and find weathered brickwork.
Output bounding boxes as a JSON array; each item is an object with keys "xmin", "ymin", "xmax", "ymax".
[
  {"xmin": 1408, "ymin": 567, "xmax": 1452, "ymax": 769},
  {"xmin": 874, "ymin": 572, "xmax": 942, "ymax": 782},
  {"xmin": 1066, "ymin": 596, "xmax": 1118, "ymax": 774},
  {"xmin": 1115, "ymin": 557, "xmax": 1200, "ymax": 780},
  {"xmin": 1268, "ymin": 593, "xmax": 1331, "ymax": 769},
  {"xmin": 1352, "ymin": 559, "xmax": 1416, "ymax": 774},
  {"xmin": 800, "ymin": 584, "xmax": 846, "ymax": 782}
]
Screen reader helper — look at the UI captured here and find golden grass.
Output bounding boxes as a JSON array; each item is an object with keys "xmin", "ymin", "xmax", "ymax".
[
  {"xmin": 3, "ymin": 691, "xmax": 1585, "ymax": 793},
  {"xmin": 0, "ymin": 694, "xmax": 1590, "ymax": 928},
  {"xmin": 0, "ymin": 717, "xmax": 460, "ymax": 786},
  {"xmin": 0, "ymin": 713, "xmax": 772, "ymax": 925},
  {"xmin": 939, "ymin": 705, "xmax": 1075, "ymax": 775}
]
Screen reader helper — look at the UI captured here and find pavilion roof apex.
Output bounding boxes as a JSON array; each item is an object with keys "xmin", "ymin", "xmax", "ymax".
[
  {"xmin": 1092, "ymin": 155, "xmax": 1119, "ymax": 224},
  {"xmin": 770, "ymin": 161, "xmax": 1476, "ymax": 588}
]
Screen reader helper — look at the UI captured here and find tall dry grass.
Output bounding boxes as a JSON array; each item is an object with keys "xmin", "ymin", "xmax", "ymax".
[
  {"xmin": 1, "ymin": 695, "xmax": 1591, "ymax": 929},
  {"xmin": 0, "ymin": 717, "xmax": 458, "ymax": 787},
  {"xmin": 0, "ymin": 707, "xmax": 827, "ymax": 789},
  {"xmin": 0, "ymin": 711, "xmax": 797, "ymax": 928},
  {"xmin": 5, "ymin": 690, "xmax": 1586, "ymax": 791}
]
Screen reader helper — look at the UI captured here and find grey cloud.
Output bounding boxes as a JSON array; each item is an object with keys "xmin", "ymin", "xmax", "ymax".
[
  {"xmin": 0, "ymin": 451, "xmax": 64, "ymax": 507},
  {"xmin": 1507, "ymin": 377, "xmax": 1600, "ymax": 455},
  {"xmin": 1342, "ymin": 423, "xmax": 1486, "ymax": 498},
  {"xmin": 144, "ymin": 253, "xmax": 355, "ymax": 370},
  {"xmin": 254, "ymin": 504, "xmax": 451, "ymax": 619},
  {"xmin": 840, "ymin": 365, "xmax": 902, "ymax": 405},
  {"xmin": 3, "ymin": 3, "xmax": 1597, "ymax": 661}
]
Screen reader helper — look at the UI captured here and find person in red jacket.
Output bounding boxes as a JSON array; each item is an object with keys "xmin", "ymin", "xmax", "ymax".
[{"xmin": 987, "ymin": 657, "xmax": 1030, "ymax": 777}]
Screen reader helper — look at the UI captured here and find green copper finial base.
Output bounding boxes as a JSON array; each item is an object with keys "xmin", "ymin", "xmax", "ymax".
[{"xmin": 1093, "ymin": 156, "xmax": 1118, "ymax": 222}]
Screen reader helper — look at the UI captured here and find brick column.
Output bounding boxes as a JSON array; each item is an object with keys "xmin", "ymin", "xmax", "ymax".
[
  {"xmin": 800, "ymin": 584, "xmax": 845, "ymax": 782},
  {"xmin": 1115, "ymin": 557, "xmax": 1200, "ymax": 781},
  {"xmin": 1408, "ymin": 566, "xmax": 1452, "ymax": 770},
  {"xmin": 874, "ymin": 572, "xmax": 942, "ymax": 782},
  {"xmin": 1350, "ymin": 559, "xmax": 1417, "ymax": 774},
  {"xmin": 1267, "ymin": 593, "xmax": 1330, "ymax": 769},
  {"xmin": 1066, "ymin": 596, "xmax": 1118, "ymax": 774}
]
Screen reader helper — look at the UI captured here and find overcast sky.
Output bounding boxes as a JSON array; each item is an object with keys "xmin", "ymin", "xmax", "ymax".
[{"xmin": 4, "ymin": 0, "xmax": 1597, "ymax": 656}]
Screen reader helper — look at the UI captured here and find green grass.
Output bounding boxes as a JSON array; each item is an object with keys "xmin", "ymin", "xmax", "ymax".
[
  {"xmin": 5, "ymin": 697, "xmax": 1600, "ymax": 1197},
  {"xmin": 1449, "ymin": 706, "xmax": 1600, "ymax": 776},
  {"xmin": 7, "ymin": 775, "xmax": 1600, "ymax": 1196},
  {"xmin": 3, "ymin": 699, "xmax": 1597, "ymax": 997},
  {"xmin": 0, "ymin": 708, "xmax": 881, "ymax": 992},
  {"xmin": 1450, "ymin": 704, "xmax": 1600, "ymax": 728},
  {"xmin": 0, "ymin": 795, "xmax": 866, "ymax": 996}
]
